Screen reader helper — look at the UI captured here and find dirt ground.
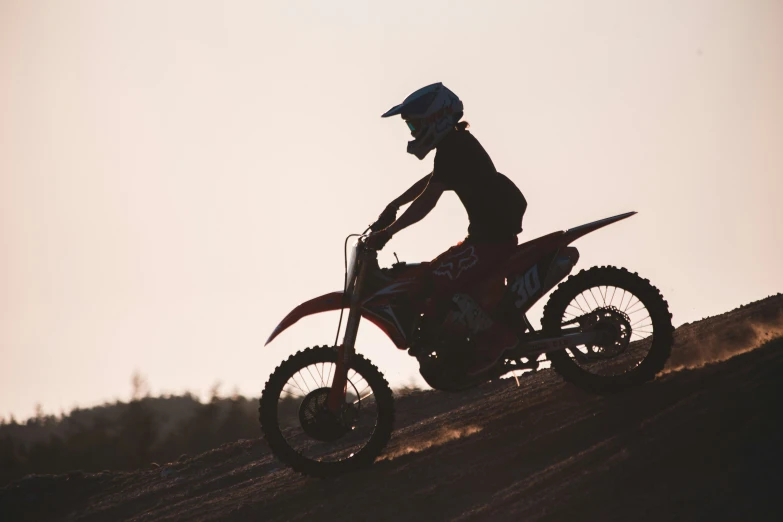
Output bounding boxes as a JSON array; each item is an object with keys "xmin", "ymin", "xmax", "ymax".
[{"xmin": 2, "ymin": 295, "xmax": 782, "ymax": 522}]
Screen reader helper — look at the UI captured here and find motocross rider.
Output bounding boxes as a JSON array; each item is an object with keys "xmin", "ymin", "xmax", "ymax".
[{"xmin": 366, "ymin": 82, "xmax": 528, "ymax": 375}]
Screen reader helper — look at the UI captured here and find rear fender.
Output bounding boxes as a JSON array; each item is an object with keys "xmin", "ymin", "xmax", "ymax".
[
  {"xmin": 502, "ymin": 212, "xmax": 635, "ymax": 314},
  {"xmin": 505, "ymin": 212, "xmax": 636, "ymax": 276},
  {"xmin": 561, "ymin": 211, "xmax": 637, "ymax": 244}
]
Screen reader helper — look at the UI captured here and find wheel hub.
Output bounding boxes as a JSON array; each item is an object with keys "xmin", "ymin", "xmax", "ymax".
[
  {"xmin": 578, "ymin": 306, "xmax": 632, "ymax": 359},
  {"xmin": 298, "ymin": 388, "xmax": 358, "ymax": 442}
]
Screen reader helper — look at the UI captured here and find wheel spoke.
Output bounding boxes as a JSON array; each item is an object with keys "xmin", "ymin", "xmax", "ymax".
[
  {"xmin": 284, "ymin": 379, "xmax": 305, "ymax": 396},
  {"xmin": 578, "ymin": 292, "xmax": 594, "ymax": 313},
  {"xmin": 618, "ymin": 289, "xmax": 628, "ymax": 311},
  {"xmin": 261, "ymin": 349, "xmax": 391, "ymax": 471},
  {"xmin": 325, "ymin": 361, "xmax": 334, "ymax": 386},
  {"xmin": 283, "ymin": 383, "xmax": 304, "ymax": 399},
  {"xmin": 294, "ymin": 371, "xmax": 312, "ymax": 394},
  {"xmin": 351, "ymin": 375, "xmax": 368, "ymax": 388},
  {"xmin": 304, "ymin": 365, "xmax": 320, "ymax": 388},
  {"xmin": 631, "ymin": 314, "xmax": 651, "ymax": 328},
  {"xmin": 626, "ymin": 302, "xmax": 646, "ymax": 315},
  {"xmin": 554, "ymin": 280, "xmax": 660, "ymax": 377},
  {"xmin": 353, "ymin": 391, "xmax": 375, "ymax": 404},
  {"xmin": 588, "ymin": 288, "xmax": 602, "ymax": 309}
]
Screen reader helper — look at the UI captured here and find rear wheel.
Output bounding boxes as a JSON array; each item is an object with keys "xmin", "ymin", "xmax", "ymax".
[
  {"xmin": 259, "ymin": 346, "xmax": 395, "ymax": 476},
  {"xmin": 542, "ymin": 266, "xmax": 674, "ymax": 392}
]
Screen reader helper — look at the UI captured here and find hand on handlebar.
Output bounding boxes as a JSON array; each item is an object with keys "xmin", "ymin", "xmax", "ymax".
[{"xmin": 369, "ymin": 204, "xmax": 398, "ymax": 233}]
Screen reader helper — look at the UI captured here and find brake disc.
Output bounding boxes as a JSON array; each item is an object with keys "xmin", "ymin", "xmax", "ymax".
[
  {"xmin": 298, "ymin": 388, "xmax": 358, "ymax": 442},
  {"xmin": 576, "ymin": 306, "xmax": 632, "ymax": 359}
]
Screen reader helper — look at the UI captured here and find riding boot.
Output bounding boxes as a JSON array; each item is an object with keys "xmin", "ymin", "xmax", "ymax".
[
  {"xmin": 465, "ymin": 321, "xmax": 519, "ymax": 376},
  {"xmin": 446, "ymin": 293, "xmax": 519, "ymax": 376}
]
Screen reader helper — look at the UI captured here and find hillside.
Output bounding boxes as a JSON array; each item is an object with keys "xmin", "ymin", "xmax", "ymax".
[{"xmin": 2, "ymin": 294, "xmax": 782, "ymax": 522}]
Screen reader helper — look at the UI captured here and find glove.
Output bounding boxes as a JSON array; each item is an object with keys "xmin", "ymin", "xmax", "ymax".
[
  {"xmin": 365, "ymin": 229, "xmax": 392, "ymax": 251},
  {"xmin": 369, "ymin": 204, "xmax": 398, "ymax": 232}
]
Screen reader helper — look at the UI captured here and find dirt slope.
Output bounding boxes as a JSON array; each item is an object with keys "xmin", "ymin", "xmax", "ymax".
[{"xmin": 2, "ymin": 295, "xmax": 782, "ymax": 522}]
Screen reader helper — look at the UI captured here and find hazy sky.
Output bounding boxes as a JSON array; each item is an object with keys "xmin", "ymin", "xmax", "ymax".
[{"xmin": 2, "ymin": 0, "xmax": 781, "ymax": 420}]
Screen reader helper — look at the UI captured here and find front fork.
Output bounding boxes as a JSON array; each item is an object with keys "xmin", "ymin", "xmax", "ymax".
[{"xmin": 327, "ymin": 246, "xmax": 373, "ymax": 412}]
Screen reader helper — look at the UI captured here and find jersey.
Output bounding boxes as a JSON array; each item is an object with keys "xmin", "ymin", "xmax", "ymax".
[{"xmin": 430, "ymin": 128, "xmax": 527, "ymax": 242}]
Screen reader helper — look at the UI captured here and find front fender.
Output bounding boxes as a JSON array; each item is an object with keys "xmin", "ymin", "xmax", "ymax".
[{"xmin": 265, "ymin": 291, "xmax": 345, "ymax": 345}]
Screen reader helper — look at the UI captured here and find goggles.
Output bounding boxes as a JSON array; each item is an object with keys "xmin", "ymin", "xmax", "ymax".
[{"xmin": 405, "ymin": 119, "xmax": 422, "ymax": 133}]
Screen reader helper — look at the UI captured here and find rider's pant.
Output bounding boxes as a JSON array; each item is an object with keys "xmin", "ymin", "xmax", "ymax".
[{"xmin": 424, "ymin": 238, "xmax": 518, "ymax": 320}]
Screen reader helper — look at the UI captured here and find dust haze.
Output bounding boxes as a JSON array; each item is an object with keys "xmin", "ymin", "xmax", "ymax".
[{"xmin": 663, "ymin": 293, "xmax": 783, "ymax": 372}]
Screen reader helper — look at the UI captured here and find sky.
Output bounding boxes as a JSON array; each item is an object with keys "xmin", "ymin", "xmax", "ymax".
[{"xmin": 1, "ymin": 0, "xmax": 781, "ymax": 420}]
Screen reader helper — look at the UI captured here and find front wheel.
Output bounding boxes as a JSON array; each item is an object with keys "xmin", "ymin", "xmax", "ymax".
[
  {"xmin": 542, "ymin": 266, "xmax": 674, "ymax": 392},
  {"xmin": 259, "ymin": 346, "xmax": 395, "ymax": 477}
]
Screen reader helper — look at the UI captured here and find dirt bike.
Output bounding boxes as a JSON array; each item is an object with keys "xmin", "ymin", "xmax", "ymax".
[{"xmin": 259, "ymin": 211, "xmax": 674, "ymax": 476}]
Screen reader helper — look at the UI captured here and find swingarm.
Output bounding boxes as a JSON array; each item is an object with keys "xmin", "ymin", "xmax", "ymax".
[{"xmin": 508, "ymin": 327, "xmax": 608, "ymax": 358}]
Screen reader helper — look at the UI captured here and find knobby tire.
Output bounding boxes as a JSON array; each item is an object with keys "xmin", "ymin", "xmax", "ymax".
[
  {"xmin": 542, "ymin": 265, "xmax": 674, "ymax": 393},
  {"xmin": 259, "ymin": 346, "xmax": 395, "ymax": 477}
]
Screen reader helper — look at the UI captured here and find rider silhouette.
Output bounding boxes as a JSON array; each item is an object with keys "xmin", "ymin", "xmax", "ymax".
[{"xmin": 366, "ymin": 82, "xmax": 527, "ymax": 375}]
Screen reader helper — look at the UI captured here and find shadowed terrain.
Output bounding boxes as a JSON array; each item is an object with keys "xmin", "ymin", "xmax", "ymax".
[{"xmin": 2, "ymin": 295, "xmax": 782, "ymax": 522}]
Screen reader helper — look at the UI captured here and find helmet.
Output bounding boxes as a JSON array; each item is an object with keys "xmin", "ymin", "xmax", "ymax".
[{"xmin": 381, "ymin": 82, "xmax": 464, "ymax": 160}]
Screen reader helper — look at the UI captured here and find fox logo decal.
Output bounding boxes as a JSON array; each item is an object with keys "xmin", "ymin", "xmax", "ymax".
[{"xmin": 433, "ymin": 245, "xmax": 479, "ymax": 280}]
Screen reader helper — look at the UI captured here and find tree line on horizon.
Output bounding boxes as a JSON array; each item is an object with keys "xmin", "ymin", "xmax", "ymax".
[
  {"xmin": 0, "ymin": 374, "xmax": 266, "ymax": 487},
  {"xmin": 0, "ymin": 368, "xmax": 428, "ymax": 487}
]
